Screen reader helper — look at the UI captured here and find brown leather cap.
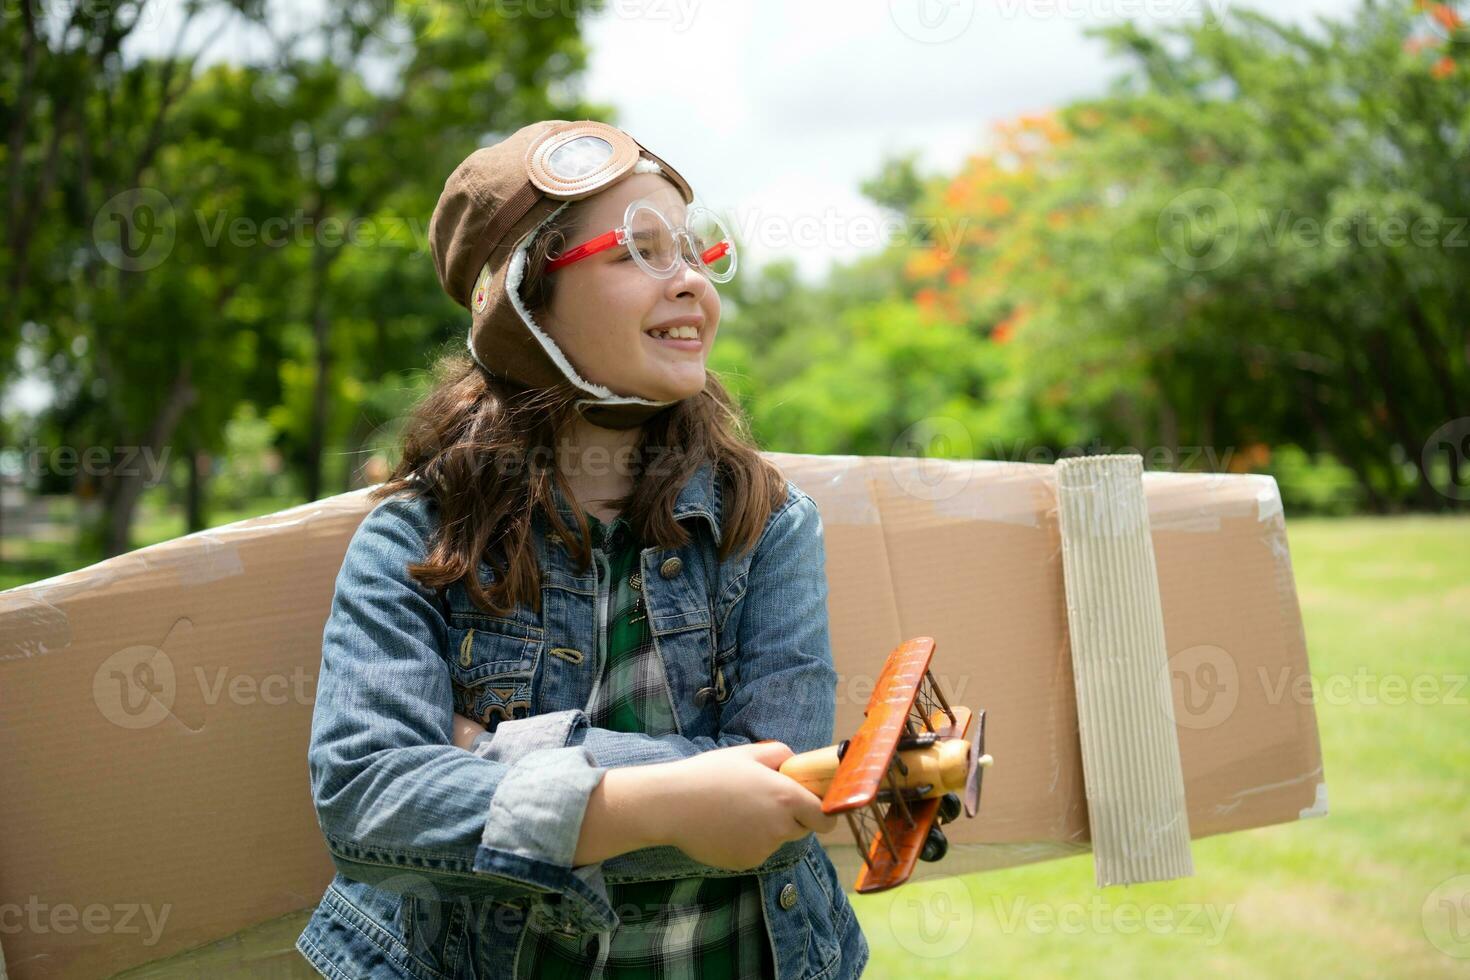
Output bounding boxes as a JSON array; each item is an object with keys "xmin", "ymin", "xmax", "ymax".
[{"xmin": 428, "ymin": 119, "xmax": 697, "ymax": 429}]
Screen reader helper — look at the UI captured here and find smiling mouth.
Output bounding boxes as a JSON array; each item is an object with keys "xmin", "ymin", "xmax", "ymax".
[
  {"xmin": 645, "ymin": 324, "xmax": 701, "ymax": 341},
  {"xmin": 645, "ymin": 330, "xmax": 703, "ymax": 350}
]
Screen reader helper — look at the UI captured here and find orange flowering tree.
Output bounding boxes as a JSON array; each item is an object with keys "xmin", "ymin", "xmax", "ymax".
[{"xmin": 896, "ymin": 0, "xmax": 1468, "ymax": 511}]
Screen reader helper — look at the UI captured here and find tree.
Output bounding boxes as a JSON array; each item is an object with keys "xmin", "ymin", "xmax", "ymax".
[
  {"xmin": 2, "ymin": 0, "xmax": 607, "ymax": 556},
  {"xmin": 904, "ymin": 0, "xmax": 1468, "ymax": 510}
]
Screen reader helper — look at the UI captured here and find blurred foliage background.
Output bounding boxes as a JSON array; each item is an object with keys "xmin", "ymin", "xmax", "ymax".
[
  {"xmin": 2, "ymin": 5, "xmax": 1468, "ymax": 980},
  {"xmin": 1, "ymin": 0, "xmax": 1467, "ymax": 591}
]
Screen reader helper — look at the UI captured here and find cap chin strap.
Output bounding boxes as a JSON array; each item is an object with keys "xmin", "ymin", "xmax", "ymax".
[{"xmin": 574, "ymin": 397, "xmax": 682, "ymax": 430}]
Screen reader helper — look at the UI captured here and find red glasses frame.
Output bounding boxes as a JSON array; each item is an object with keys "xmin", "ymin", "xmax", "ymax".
[{"xmin": 543, "ymin": 198, "xmax": 735, "ymax": 282}]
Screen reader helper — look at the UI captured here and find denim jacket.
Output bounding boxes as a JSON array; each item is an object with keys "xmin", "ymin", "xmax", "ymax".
[{"xmin": 295, "ymin": 459, "xmax": 869, "ymax": 979}]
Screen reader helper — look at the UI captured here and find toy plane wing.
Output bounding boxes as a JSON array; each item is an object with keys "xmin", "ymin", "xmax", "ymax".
[
  {"xmin": 777, "ymin": 636, "xmax": 992, "ymax": 893},
  {"xmin": 824, "ymin": 636, "xmax": 937, "ymax": 813}
]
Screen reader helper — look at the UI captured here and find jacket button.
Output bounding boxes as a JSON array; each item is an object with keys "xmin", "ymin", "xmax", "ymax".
[
  {"xmin": 659, "ymin": 556, "xmax": 683, "ymax": 579},
  {"xmin": 779, "ymin": 883, "xmax": 798, "ymax": 910}
]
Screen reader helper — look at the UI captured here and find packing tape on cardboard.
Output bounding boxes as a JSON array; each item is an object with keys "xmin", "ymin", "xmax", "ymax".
[
  {"xmin": 0, "ymin": 593, "xmax": 72, "ymax": 663},
  {"xmin": 765, "ymin": 452, "xmax": 881, "ymax": 525},
  {"xmin": 1299, "ymin": 781, "xmax": 1329, "ymax": 819},
  {"xmin": 1137, "ymin": 470, "xmax": 1288, "ymax": 534},
  {"xmin": 1209, "ymin": 764, "xmax": 1327, "ymax": 820},
  {"xmin": 777, "ymin": 451, "xmax": 1050, "ymax": 529},
  {"xmin": 138, "ymin": 531, "xmax": 245, "ymax": 586},
  {"xmin": 884, "ymin": 456, "xmax": 1045, "ymax": 528},
  {"xmin": 1055, "ymin": 453, "xmax": 1195, "ymax": 888}
]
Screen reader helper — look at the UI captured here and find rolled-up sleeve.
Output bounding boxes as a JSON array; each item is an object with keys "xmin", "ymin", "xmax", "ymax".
[{"xmin": 306, "ymin": 497, "xmax": 617, "ymax": 933}]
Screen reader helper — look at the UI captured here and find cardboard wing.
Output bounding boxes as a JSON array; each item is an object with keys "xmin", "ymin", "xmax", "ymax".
[{"xmin": 0, "ymin": 454, "xmax": 1326, "ymax": 978}]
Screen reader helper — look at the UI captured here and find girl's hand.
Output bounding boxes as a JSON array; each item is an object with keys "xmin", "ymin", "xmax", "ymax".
[
  {"xmin": 649, "ymin": 740, "xmax": 839, "ymax": 871},
  {"xmin": 452, "ymin": 712, "xmax": 486, "ymax": 750}
]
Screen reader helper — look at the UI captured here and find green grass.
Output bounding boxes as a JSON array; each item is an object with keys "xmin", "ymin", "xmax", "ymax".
[{"xmin": 853, "ymin": 515, "xmax": 1470, "ymax": 978}]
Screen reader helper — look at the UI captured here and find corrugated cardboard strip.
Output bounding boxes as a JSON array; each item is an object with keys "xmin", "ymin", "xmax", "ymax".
[{"xmin": 1056, "ymin": 454, "xmax": 1194, "ymax": 887}]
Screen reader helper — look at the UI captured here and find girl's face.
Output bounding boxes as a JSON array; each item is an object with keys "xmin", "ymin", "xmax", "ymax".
[{"xmin": 539, "ymin": 172, "xmax": 721, "ymax": 404}]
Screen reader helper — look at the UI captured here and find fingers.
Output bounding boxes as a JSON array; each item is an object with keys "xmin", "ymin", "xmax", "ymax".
[
  {"xmin": 793, "ymin": 813, "xmax": 838, "ymax": 837},
  {"xmin": 746, "ymin": 739, "xmax": 794, "ymax": 769},
  {"xmin": 746, "ymin": 741, "xmax": 835, "ymax": 834},
  {"xmin": 790, "ymin": 813, "xmax": 838, "ymax": 838},
  {"xmin": 451, "ymin": 713, "xmax": 486, "ymax": 751},
  {"xmin": 790, "ymin": 791, "xmax": 839, "ymax": 835}
]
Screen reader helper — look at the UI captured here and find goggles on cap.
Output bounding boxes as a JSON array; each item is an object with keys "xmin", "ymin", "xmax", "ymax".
[
  {"xmin": 526, "ymin": 123, "xmax": 660, "ymax": 198},
  {"xmin": 468, "ymin": 121, "xmax": 699, "ymax": 284},
  {"xmin": 543, "ymin": 196, "xmax": 737, "ymax": 283}
]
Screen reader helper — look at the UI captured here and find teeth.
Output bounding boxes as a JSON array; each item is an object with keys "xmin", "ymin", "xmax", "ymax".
[{"xmin": 650, "ymin": 325, "xmax": 699, "ymax": 340}]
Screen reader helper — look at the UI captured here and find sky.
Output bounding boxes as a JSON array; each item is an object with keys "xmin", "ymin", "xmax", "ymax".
[
  {"xmin": 112, "ymin": 0, "xmax": 1355, "ymax": 282},
  {"xmin": 578, "ymin": 0, "xmax": 1352, "ymax": 279},
  {"xmin": 3, "ymin": 0, "xmax": 1360, "ymax": 417}
]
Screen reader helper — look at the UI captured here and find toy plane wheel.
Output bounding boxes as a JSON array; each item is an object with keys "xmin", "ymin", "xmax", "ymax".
[{"xmin": 919, "ymin": 825, "xmax": 948, "ymax": 863}]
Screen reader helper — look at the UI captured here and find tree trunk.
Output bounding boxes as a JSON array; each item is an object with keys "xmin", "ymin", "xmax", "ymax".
[
  {"xmin": 1360, "ymin": 332, "xmax": 1444, "ymax": 512},
  {"xmin": 1390, "ymin": 258, "xmax": 1464, "ymax": 438},
  {"xmin": 1157, "ymin": 392, "xmax": 1180, "ymax": 470},
  {"xmin": 303, "ymin": 197, "xmax": 341, "ymax": 505},
  {"xmin": 1297, "ymin": 372, "xmax": 1389, "ymax": 513},
  {"xmin": 102, "ymin": 362, "xmax": 198, "ymax": 557},
  {"xmin": 186, "ymin": 447, "xmax": 206, "ymax": 533}
]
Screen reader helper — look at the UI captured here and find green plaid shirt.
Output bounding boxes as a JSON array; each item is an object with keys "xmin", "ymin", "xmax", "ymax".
[{"xmin": 518, "ymin": 511, "xmax": 775, "ymax": 980}]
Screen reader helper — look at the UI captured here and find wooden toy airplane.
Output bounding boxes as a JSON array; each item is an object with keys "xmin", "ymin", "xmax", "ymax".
[{"xmin": 777, "ymin": 636, "xmax": 991, "ymax": 893}]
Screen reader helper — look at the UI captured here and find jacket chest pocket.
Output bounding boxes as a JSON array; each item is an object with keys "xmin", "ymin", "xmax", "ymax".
[{"xmin": 446, "ymin": 617, "xmax": 543, "ymax": 731}]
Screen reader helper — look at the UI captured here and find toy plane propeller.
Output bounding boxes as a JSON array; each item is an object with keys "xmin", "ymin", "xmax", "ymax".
[{"xmin": 777, "ymin": 636, "xmax": 992, "ymax": 893}]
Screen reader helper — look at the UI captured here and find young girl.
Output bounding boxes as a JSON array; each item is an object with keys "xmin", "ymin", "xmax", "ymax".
[{"xmin": 296, "ymin": 120, "xmax": 869, "ymax": 979}]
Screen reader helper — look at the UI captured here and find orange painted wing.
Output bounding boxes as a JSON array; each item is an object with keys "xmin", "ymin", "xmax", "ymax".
[
  {"xmin": 822, "ymin": 636, "xmax": 935, "ymax": 814},
  {"xmin": 854, "ymin": 797, "xmax": 942, "ymax": 893},
  {"xmin": 851, "ymin": 705, "xmax": 975, "ymax": 892}
]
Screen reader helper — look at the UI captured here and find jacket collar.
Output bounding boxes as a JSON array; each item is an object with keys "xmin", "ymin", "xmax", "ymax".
[{"xmin": 542, "ymin": 458, "xmax": 721, "ymax": 542}]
